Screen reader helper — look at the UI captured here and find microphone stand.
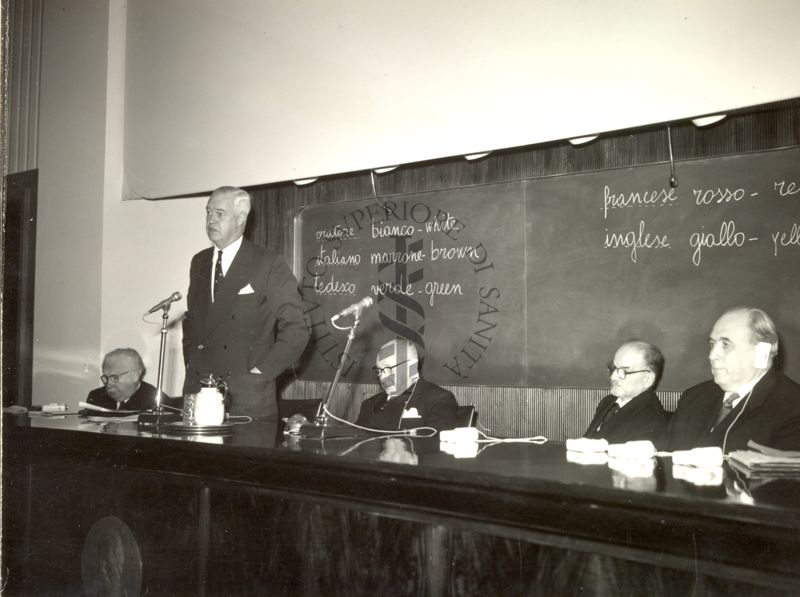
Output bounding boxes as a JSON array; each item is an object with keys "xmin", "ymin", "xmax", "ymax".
[
  {"xmin": 138, "ymin": 303, "xmax": 181, "ymax": 430},
  {"xmin": 155, "ymin": 306, "xmax": 170, "ymax": 410},
  {"xmin": 299, "ymin": 311, "xmax": 363, "ymax": 439}
]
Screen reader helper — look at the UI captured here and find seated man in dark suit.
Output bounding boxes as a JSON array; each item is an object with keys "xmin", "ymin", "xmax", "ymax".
[
  {"xmin": 668, "ymin": 307, "xmax": 800, "ymax": 453},
  {"xmin": 584, "ymin": 340, "xmax": 669, "ymax": 449},
  {"xmin": 86, "ymin": 348, "xmax": 165, "ymax": 411},
  {"xmin": 356, "ymin": 338, "xmax": 458, "ymax": 432}
]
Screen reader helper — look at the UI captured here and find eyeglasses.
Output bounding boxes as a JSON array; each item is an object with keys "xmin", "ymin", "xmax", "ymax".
[
  {"xmin": 606, "ymin": 364, "xmax": 650, "ymax": 379},
  {"xmin": 372, "ymin": 360, "xmax": 409, "ymax": 376},
  {"xmin": 101, "ymin": 369, "xmax": 140, "ymax": 385}
]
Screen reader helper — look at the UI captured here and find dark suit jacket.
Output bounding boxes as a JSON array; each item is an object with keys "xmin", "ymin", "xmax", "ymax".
[
  {"xmin": 356, "ymin": 378, "xmax": 459, "ymax": 432},
  {"xmin": 183, "ymin": 239, "xmax": 309, "ymax": 417},
  {"xmin": 86, "ymin": 381, "xmax": 163, "ymax": 411},
  {"xmin": 668, "ymin": 369, "xmax": 800, "ymax": 453},
  {"xmin": 583, "ymin": 388, "xmax": 669, "ymax": 449}
]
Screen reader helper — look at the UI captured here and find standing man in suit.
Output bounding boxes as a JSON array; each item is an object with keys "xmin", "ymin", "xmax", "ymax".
[
  {"xmin": 183, "ymin": 186, "xmax": 309, "ymax": 418},
  {"xmin": 584, "ymin": 340, "xmax": 669, "ymax": 449},
  {"xmin": 668, "ymin": 307, "xmax": 800, "ymax": 453}
]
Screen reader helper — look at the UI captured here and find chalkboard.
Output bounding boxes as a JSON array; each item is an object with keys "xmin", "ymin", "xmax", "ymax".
[{"xmin": 295, "ymin": 147, "xmax": 800, "ymax": 390}]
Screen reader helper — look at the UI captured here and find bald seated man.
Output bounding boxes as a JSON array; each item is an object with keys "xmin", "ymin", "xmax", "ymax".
[
  {"xmin": 356, "ymin": 338, "xmax": 459, "ymax": 432},
  {"xmin": 584, "ymin": 340, "xmax": 669, "ymax": 449},
  {"xmin": 668, "ymin": 307, "xmax": 800, "ymax": 453},
  {"xmin": 87, "ymin": 348, "xmax": 166, "ymax": 411}
]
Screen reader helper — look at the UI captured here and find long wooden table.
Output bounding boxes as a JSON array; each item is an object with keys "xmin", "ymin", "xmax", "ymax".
[{"xmin": 3, "ymin": 413, "xmax": 799, "ymax": 596}]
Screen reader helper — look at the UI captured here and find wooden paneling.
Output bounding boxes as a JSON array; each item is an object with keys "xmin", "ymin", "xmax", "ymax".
[{"xmin": 283, "ymin": 380, "xmax": 681, "ymax": 440}]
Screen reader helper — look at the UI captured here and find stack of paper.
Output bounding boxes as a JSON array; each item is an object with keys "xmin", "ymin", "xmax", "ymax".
[
  {"xmin": 728, "ymin": 441, "xmax": 800, "ymax": 478},
  {"xmin": 78, "ymin": 401, "xmax": 142, "ymax": 416}
]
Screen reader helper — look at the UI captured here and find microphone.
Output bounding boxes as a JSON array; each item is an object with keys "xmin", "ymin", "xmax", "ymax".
[
  {"xmin": 145, "ymin": 291, "xmax": 182, "ymax": 315},
  {"xmin": 332, "ymin": 297, "xmax": 374, "ymax": 319}
]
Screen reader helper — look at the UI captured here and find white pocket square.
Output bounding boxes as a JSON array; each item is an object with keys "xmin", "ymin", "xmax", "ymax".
[
  {"xmin": 238, "ymin": 283, "xmax": 255, "ymax": 295},
  {"xmin": 402, "ymin": 407, "xmax": 421, "ymax": 419}
]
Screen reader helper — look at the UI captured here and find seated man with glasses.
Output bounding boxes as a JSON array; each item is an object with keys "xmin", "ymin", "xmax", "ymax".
[
  {"xmin": 583, "ymin": 340, "xmax": 669, "ymax": 449},
  {"xmin": 356, "ymin": 337, "xmax": 459, "ymax": 432},
  {"xmin": 87, "ymin": 348, "xmax": 165, "ymax": 411}
]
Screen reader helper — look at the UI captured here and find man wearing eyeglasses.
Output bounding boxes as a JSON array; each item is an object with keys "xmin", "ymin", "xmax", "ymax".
[
  {"xmin": 86, "ymin": 348, "xmax": 164, "ymax": 411},
  {"xmin": 356, "ymin": 337, "xmax": 458, "ymax": 431},
  {"xmin": 583, "ymin": 340, "xmax": 669, "ymax": 449}
]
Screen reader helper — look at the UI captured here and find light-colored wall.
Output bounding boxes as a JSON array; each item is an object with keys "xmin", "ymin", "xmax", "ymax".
[
  {"xmin": 100, "ymin": 0, "xmax": 207, "ymax": 401},
  {"xmin": 33, "ymin": 0, "xmax": 109, "ymax": 407},
  {"xmin": 33, "ymin": 0, "xmax": 205, "ymax": 409}
]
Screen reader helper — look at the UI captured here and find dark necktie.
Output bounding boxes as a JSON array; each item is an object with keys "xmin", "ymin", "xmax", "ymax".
[
  {"xmin": 213, "ymin": 249, "xmax": 224, "ymax": 301},
  {"xmin": 715, "ymin": 393, "xmax": 739, "ymax": 426},
  {"xmin": 595, "ymin": 402, "xmax": 620, "ymax": 433},
  {"xmin": 373, "ymin": 395, "xmax": 391, "ymax": 413}
]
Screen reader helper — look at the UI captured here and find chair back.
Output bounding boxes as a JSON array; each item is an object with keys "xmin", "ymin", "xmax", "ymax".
[{"xmin": 456, "ymin": 405, "xmax": 477, "ymax": 427}]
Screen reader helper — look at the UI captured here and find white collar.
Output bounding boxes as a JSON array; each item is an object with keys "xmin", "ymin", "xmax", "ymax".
[
  {"xmin": 615, "ymin": 395, "xmax": 634, "ymax": 408},
  {"xmin": 614, "ymin": 387, "xmax": 649, "ymax": 409},
  {"xmin": 212, "ymin": 236, "xmax": 243, "ymax": 276},
  {"xmin": 725, "ymin": 369, "xmax": 768, "ymax": 406}
]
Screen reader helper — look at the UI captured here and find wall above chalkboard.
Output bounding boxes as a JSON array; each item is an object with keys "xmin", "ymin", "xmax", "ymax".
[{"xmin": 295, "ymin": 147, "xmax": 800, "ymax": 391}]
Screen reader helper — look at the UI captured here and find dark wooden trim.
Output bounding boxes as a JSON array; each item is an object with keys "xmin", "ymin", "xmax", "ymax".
[{"xmin": 2, "ymin": 168, "xmax": 38, "ymax": 407}]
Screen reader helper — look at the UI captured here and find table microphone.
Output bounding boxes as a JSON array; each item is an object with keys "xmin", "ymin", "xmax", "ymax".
[
  {"xmin": 332, "ymin": 297, "xmax": 374, "ymax": 320},
  {"xmin": 145, "ymin": 291, "xmax": 182, "ymax": 315}
]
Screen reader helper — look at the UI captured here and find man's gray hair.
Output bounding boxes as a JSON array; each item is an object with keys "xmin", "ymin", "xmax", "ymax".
[
  {"xmin": 725, "ymin": 306, "xmax": 779, "ymax": 360},
  {"xmin": 211, "ymin": 185, "xmax": 251, "ymax": 217},
  {"xmin": 622, "ymin": 339, "xmax": 665, "ymax": 385},
  {"xmin": 103, "ymin": 348, "xmax": 145, "ymax": 379}
]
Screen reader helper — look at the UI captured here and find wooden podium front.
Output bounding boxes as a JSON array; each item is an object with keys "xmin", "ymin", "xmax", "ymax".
[{"xmin": 3, "ymin": 414, "xmax": 799, "ymax": 595}]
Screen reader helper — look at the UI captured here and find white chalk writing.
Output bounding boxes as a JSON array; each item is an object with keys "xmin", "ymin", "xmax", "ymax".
[
  {"xmin": 771, "ymin": 223, "xmax": 800, "ymax": 256},
  {"xmin": 422, "ymin": 281, "xmax": 463, "ymax": 306},
  {"xmin": 603, "ymin": 220, "xmax": 671, "ymax": 263},
  {"xmin": 371, "ymin": 221, "xmax": 416, "ymax": 238},
  {"xmin": 603, "ymin": 185, "xmax": 677, "ymax": 219},
  {"xmin": 313, "ymin": 275, "xmax": 356, "ymax": 295},
  {"xmin": 315, "ymin": 225, "xmax": 356, "ymax": 241},
  {"xmin": 429, "ymin": 240, "xmax": 479, "ymax": 261},
  {"xmin": 424, "ymin": 212, "xmax": 459, "ymax": 233},
  {"xmin": 689, "ymin": 220, "xmax": 757, "ymax": 266},
  {"xmin": 774, "ymin": 180, "xmax": 800, "ymax": 197},
  {"xmin": 370, "ymin": 250, "xmax": 425, "ymax": 265},
  {"xmin": 693, "ymin": 187, "xmax": 749, "ymax": 205},
  {"xmin": 371, "ymin": 277, "xmax": 414, "ymax": 296},
  {"xmin": 316, "ymin": 246, "xmax": 361, "ymax": 267}
]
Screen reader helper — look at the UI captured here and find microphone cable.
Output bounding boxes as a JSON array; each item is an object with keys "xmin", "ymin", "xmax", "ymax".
[{"xmin": 721, "ymin": 389, "xmax": 754, "ymax": 456}]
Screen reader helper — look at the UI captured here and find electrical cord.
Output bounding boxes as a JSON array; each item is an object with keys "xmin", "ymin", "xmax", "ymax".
[
  {"xmin": 319, "ymin": 402, "xmax": 439, "ymax": 438},
  {"xmin": 284, "ymin": 399, "xmax": 438, "ymax": 439},
  {"xmin": 721, "ymin": 390, "xmax": 754, "ymax": 456},
  {"xmin": 227, "ymin": 415, "xmax": 253, "ymax": 425},
  {"xmin": 474, "ymin": 428, "xmax": 548, "ymax": 445}
]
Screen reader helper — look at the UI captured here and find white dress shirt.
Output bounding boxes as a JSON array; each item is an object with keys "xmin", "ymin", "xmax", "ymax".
[{"xmin": 211, "ymin": 236, "xmax": 243, "ymax": 301}]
